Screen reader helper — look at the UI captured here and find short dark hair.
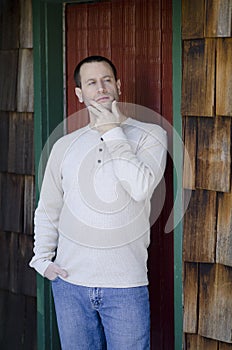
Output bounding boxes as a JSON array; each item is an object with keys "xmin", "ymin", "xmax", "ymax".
[{"xmin": 74, "ymin": 55, "xmax": 117, "ymax": 88}]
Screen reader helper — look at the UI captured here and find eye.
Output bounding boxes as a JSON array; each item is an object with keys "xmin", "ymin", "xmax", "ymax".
[{"xmin": 88, "ymin": 81, "xmax": 95, "ymax": 86}]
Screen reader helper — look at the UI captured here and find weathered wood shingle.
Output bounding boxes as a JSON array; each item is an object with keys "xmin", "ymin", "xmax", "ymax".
[
  {"xmin": 216, "ymin": 38, "xmax": 232, "ymax": 116},
  {"xmin": 8, "ymin": 112, "xmax": 34, "ymax": 175},
  {"xmin": 199, "ymin": 264, "xmax": 232, "ymax": 343},
  {"xmin": 0, "ymin": 50, "xmax": 18, "ymax": 111},
  {"xmin": 196, "ymin": 117, "xmax": 231, "ymax": 192},
  {"xmin": 216, "ymin": 191, "xmax": 232, "ymax": 267},
  {"xmin": 183, "ymin": 189, "xmax": 217, "ymax": 263},
  {"xmin": 182, "ymin": 39, "xmax": 216, "ymax": 116}
]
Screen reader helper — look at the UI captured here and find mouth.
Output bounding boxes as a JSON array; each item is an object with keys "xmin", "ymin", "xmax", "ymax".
[{"xmin": 95, "ymin": 96, "xmax": 111, "ymax": 103}]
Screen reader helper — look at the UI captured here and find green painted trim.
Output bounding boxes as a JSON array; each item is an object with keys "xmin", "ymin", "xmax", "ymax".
[
  {"xmin": 33, "ymin": 1, "xmax": 64, "ymax": 349},
  {"xmin": 172, "ymin": 1, "xmax": 183, "ymax": 349}
]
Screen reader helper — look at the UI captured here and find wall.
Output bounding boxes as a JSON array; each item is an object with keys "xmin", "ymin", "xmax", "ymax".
[
  {"xmin": 0, "ymin": 0, "xmax": 36, "ymax": 348},
  {"xmin": 182, "ymin": 0, "xmax": 232, "ymax": 349}
]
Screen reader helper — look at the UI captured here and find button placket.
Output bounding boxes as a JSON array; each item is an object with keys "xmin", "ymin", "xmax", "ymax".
[{"xmin": 97, "ymin": 138, "xmax": 104, "ymax": 165}]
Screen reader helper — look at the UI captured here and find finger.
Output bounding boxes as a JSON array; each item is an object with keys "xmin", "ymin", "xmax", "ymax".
[
  {"xmin": 56, "ymin": 267, "xmax": 68, "ymax": 278},
  {"xmin": 90, "ymin": 100, "xmax": 111, "ymax": 113},
  {"xmin": 88, "ymin": 106, "xmax": 102, "ymax": 118}
]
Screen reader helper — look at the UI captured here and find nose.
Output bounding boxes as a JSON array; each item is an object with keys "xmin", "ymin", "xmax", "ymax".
[{"xmin": 97, "ymin": 81, "xmax": 106, "ymax": 93}]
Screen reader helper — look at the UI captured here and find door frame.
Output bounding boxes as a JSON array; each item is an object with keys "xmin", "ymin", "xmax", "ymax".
[{"xmin": 32, "ymin": 1, "xmax": 182, "ymax": 349}]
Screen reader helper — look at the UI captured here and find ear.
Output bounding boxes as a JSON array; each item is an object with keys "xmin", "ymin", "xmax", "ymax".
[
  {"xmin": 75, "ymin": 87, "xmax": 83, "ymax": 103},
  {"xmin": 116, "ymin": 79, "xmax": 121, "ymax": 95}
]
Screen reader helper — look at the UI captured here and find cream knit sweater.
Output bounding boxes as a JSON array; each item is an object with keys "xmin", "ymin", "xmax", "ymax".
[{"xmin": 30, "ymin": 117, "xmax": 167, "ymax": 287}]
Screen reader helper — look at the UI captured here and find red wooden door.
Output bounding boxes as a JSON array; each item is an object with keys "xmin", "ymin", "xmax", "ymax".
[{"xmin": 66, "ymin": 1, "xmax": 173, "ymax": 348}]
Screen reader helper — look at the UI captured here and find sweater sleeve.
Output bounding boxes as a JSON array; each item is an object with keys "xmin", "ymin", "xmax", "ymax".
[
  {"xmin": 29, "ymin": 143, "xmax": 64, "ymax": 276},
  {"xmin": 101, "ymin": 125, "xmax": 167, "ymax": 202}
]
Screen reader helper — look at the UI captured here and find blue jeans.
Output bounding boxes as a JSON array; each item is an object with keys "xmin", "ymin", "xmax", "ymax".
[{"xmin": 52, "ymin": 278, "xmax": 150, "ymax": 350}]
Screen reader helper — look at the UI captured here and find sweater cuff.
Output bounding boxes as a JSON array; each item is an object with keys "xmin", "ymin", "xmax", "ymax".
[
  {"xmin": 101, "ymin": 127, "xmax": 127, "ymax": 142},
  {"xmin": 29, "ymin": 259, "xmax": 53, "ymax": 277}
]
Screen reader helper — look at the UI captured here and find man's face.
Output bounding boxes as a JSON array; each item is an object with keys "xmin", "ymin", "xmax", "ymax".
[{"xmin": 75, "ymin": 61, "xmax": 121, "ymax": 110}]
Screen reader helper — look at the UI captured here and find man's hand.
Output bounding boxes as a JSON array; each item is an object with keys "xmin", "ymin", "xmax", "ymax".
[
  {"xmin": 88, "ymin": 100, "xmax": 126, "ymax": 135},
  {"xmin": 44, "ymin": 262, "xmax": 68, "ymax": 281}
]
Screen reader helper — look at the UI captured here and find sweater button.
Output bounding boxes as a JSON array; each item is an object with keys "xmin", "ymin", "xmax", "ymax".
[
  {"xmin": 97, "ymin": 160, "xmax": 101, "ymax": 163},
  {"xmin": 99, "ymin": 148, "xmax": 103, "ymax": 152}
]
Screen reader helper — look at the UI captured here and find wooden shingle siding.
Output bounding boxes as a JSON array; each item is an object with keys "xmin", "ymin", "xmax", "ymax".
[
  {"xmin": 182, "ymin": 1, "xmax": 232, "ymax": 347},
  {"xmin": 183, "ymin": 189, "xmax": 216, "ymax": 262},
  {"xmin": 183, "ymin": 262, "xmax": 198, "ymax": 333},
  {"xmin": 196, "ymin": 117, "xmax": 231, "ymax": 192},
  {"xmin": 182, "ymin": 39, "xmax": 216, "ymax": 116},
  {"xmin": 186, "ymin": 334, "xmax": 218, "ymax": 350},
  {"xmin": 216, "ymin": 191, "xmax": 232, "ymax": 267},
  {"xmin": 0, "ymin": 0, "xmax": 19, "ymax": 49},
  {"xmin": 0, "ymin": 1, "xmax": 36, "ymax": 347},
  {"xmin": 24, "ymin": 175, "xmax": 35, "ymax": 235},
  {"xmin": 19, "ymin": 0, "xmax": 33, "ymax": 48},
  {"xmin": 216, "ymin": 38, "xmax": 232, "ymax": 116},
  {"xmin": 0, "ymin": 50, "xmax": 18, "ymax": 111},
  {"xmin": 0, "ymin": 112, "xmax": 9, "ymax": 172},
  {"xmin": 0, "ymin": 231, "xmax": 36, "ymax": 297},
  {"xmin": 205, "ymin": 0, "xmax": 232, "ymax": 38},
  {"xmin": 17, "ymin": 49, "xmax": 34, "ymax": 112},
  {"xmin": 0, "ymin": 173, "xmax": 24, "ymax": 233},
  {"xmin": 183, "ymin": 116, "xmax": 197, "ymax": 189},
  {"xmin": 219, "ymin": 343, "xmax": 232, "ymax": 350},
  {"xmin": 182, "ymin": 0, "xmax": 205, "ymax": 40},
  {"xmin": 0, "ymin": 289, "xmax": 36, "ymax": 349},
  {"xmin": 8, "ymin": 112, "xmax": 34, "ymax": 174},
  {"xmin": 199, "ymin": 264, "xmax": 232, "ymax": 343}
]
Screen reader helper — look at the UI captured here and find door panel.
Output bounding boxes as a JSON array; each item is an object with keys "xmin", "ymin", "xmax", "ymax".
[{"xmin": 66, "ymin": 1, "xmax": 173, "ymax": 348}]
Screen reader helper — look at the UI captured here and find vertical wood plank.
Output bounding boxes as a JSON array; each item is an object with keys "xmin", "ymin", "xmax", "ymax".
[
  {"xmin": 199, "ymin": 264, "xmax": 232, "ymax": 343},
  {"xmin": 185, "ymin": 334, "xmax": 218, "ymax": 350},
  {"xmin": 205, "ymin": 0, "xmax": 232, "ymax": 37},
  {"xmin": 216, "ymin": 191, "xmax": 232, "ymax": 267},
  {"xmin": 87, "ymin": 3, "xmax": 111, "ymax": 58},
  {"xmin": 216, "ymin": 38, "xmax": 232, "ymax": 116},
  {"xmin": 183, "ymin": 189, "xmax": 216, "ymax": 262},
  {"xmin": 183, "ymin": 262, "xmax": 198, "ymax": 333},
  {"xmin": 135, "ymin": 0, "xmax": 161, "ymax": 111},
  {"xmin": 182, "ymin": 0, "xmax": 205, "ymax": 39},
  {"xmin": 0, "ymin": 50, "xmax": 18, "ymax": 111},
  {"xmin": 182, "ymin": 39, "xmax": 216, "ymax": 116},
  {"xmin": 19, "ymin": 0, "xmax": 33, "ymax": 48},
  {"xmin": 17, "ymin": 49, "xmax": 34, "ymax": 112},
  {"xmin": 183, "ymin": 116, "xmax": 196, "ymax": 189},
  {"xmin": 161, "ymin": 0, "xmax": 172, "ymax": 121},
  {"xmin": 113, "ymin": 0, "xmax": 136, "ymax": 104},
  {"xmin": 196, "ymin": 117, "xmax": 231, "ymax": 192},
  {"xmin": 66, "ymin": 4, "xmax": 88, "ymax": 119},
  {"xmin": 0, "ymin": 112, "xmax": 9, "ymax": 172},
  {"xmin": 8, "ymin": 112, "xmax": 34, "ymax": 175}
]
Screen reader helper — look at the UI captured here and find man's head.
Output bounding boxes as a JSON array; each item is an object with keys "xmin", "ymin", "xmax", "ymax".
[{"xmin": 74, "ymin": 56, "xmax": 121, "ymax": 110}]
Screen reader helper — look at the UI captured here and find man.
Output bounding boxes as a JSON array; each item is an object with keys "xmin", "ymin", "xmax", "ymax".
[{"xmin": 30, "ymin": 55, "xmax": 167, "ymax": 349}]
